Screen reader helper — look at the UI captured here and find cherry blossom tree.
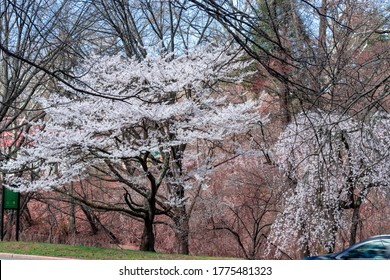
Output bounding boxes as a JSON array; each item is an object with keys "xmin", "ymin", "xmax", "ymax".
[
  {"xmin": 2, "ymin": 45, "xmax": 268, "ymax": 252},
  {"xmin": 269, "ymin": 110, "xmax": 390, "ymax": 257}
]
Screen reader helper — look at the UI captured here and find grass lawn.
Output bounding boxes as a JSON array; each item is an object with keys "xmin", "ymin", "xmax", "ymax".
[{"xmin": 0, "ymin": 241, "xmax": 223, "ymax": 260}]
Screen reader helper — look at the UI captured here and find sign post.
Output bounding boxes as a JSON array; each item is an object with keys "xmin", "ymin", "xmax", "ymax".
[{"xmin": 1, "ymin": 186, "xmax": 21, "ymax": 241}]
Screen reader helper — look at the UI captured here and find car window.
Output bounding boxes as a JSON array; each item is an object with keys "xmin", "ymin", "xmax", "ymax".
[{"xmin": 340, "ymin": 240, "xmax": 390, "ymax": 259}]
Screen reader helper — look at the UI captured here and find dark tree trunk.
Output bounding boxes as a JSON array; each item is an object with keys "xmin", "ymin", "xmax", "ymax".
[
  {"xmin": 140, "ymin": 216, "xmax": 155, "ymax": 252},
  {"xmin": 140, "ymin": 195, "xmax": 156, "ymax": 252},
  {"xmin": 349, "ymin": 197, "xmax": 362, "ymax": 246},
  {"xmin": 174, "ymin": 208, "xmax": 190, "ymax": 255},
  {"xmin": 80, "ymin": 205, "xmax": 99, "ymax": 235}
]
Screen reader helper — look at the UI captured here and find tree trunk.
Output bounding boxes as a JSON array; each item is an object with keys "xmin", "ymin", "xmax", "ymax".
[
  {"xmin": 140, "ymin": 195, "xmax": 156, "ymax": 252},
  {"xmin": 174, "ymin": 208, "xmax": 190, "ymax": 255},
  {"xmin": 349, "ymin": 197, "xmax": 362, "ymax": 246},
  {"xmin": 80, "ymin": 205, "xmax": 99, "ymax": 235},
  {"xmin": 69, "ymin": 183, "xmax": 77, "ymax": 235},
  {"xmin": 140, "ymin": 216, "xmax": 155, "ymax": 252}
]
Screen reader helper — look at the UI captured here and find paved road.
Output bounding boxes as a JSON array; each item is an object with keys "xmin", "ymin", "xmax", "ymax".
[{"xmin": 0, "ymin": 253, "xmax": 70, "ymax": 260}]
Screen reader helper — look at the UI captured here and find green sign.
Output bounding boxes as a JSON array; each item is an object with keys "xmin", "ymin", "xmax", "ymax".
[{"xmin": 3, "ymin": 187, "xmax": 19, "ymax": 209}]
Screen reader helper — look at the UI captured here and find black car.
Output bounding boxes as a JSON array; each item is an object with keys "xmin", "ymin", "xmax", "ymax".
[{"xmin": 305, "ymin": 235, "xmax": 390, "ymax": 260}]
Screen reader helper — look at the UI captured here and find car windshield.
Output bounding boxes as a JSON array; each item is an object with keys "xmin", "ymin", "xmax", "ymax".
[{"xmin": 339, "ymin": 240, "xmax": 390, "ymax": 259}]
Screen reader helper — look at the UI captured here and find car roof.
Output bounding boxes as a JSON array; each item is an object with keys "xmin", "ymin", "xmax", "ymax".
[{"xmin": 365, "ymin": 234, "xmax": 390, "ymax": 240}]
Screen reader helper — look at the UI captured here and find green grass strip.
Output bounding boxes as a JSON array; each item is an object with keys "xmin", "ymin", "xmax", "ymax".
[{"xmin": 0, "ymin": 241, "xmax": 223, "ymax": 260}]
